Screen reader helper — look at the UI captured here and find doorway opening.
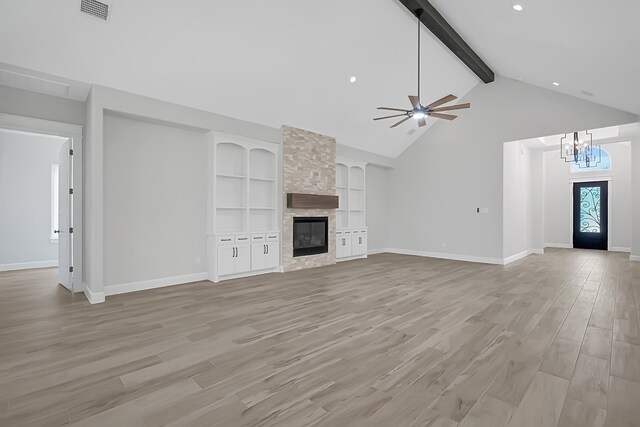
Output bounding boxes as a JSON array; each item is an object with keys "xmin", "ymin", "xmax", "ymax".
[{"xmin": 0, "ymin": 113, "xmax": 83, "ymax": 294}]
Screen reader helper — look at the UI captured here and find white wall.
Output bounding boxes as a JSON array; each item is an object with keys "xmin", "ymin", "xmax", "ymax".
[
  {"xmin": 530, "ymin": 150, "xmax": 544, "ymax": 251},
  {"xmin": 103, "ymin": 114, "xmax": 207, "ymax": 288},
  {"xmin": 387, "ymin": 76, "xmax": 637, "ymax": 262},
  {"xmin": 543, "ymin": 142, "xmax": 632, "ymax": 251},
  {"xmin": 84, "ymin": 85, "xmax": 280, "ymax": 299},
  {"xmin": 0, "ymin": 129, "xmax": 66, "ymax": 270},
  {"xmin": 503, "ymin": 142, "xmax": 532, "ymax": 258},
  {"xmin": 365, "ymin": 164, "xmax": 389, "ymax": 251},
  {"xmin": 632, "ymin": 127, "xmax": 640, "ymax": 260}
]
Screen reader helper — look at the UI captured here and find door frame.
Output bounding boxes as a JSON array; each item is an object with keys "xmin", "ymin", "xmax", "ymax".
[
  {"xmin": 0, "ymin": 113, "xmax": 83, "ymax": 293},
  {"xmin": 568, "ymin": 176, "xmax": 612, "ymax": 250}
]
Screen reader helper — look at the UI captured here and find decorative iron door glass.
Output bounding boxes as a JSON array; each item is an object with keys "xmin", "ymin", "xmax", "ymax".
[
  {"xmin": 293, "ymin": 217, "xmax": 328, "ymax": 257},
  {"xmin": 572, "ymin": 181, "xmax": 608, "ymax": 250}
]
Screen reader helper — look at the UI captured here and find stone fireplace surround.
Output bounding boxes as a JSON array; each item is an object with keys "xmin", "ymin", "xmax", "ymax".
[{"xmin": 282, "ymin": 125, "xmax": 336, "ymax": 272}]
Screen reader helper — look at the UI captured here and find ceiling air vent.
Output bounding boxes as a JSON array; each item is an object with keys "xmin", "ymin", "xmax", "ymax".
[{"xmin": 80, "ymin": 0, "xmax": 110, "ymax": 21}]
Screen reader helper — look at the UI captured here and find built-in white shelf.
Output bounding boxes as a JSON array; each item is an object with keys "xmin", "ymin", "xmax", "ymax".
[
  {"xmin": 208, "ymin": 133, "xmax": 282, "ymax": 282},
  {"xmin": 336, "ymin": 160, "xmax": 367, "ymax": 230},
  {"xmin": 217, "ymin": 173, "xmax": 247, "ymax": 179}
]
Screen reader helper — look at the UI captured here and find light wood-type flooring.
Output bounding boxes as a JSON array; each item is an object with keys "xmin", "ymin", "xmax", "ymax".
[{"xmin": 1, "ymin": 249, "xmax": 639, "ymax": 426}]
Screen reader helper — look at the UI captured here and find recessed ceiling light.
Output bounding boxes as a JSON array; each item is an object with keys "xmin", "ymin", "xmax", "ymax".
[
  {"xmin": 552, "ymin": 82, "xmax": 560, "ymax": 86},
  {"xmin": 512, "ymin": 4, "xmax": 524, "ymax": 11},
  {"xmin": 349, "ymin": 76, "xmax": 357, "ymax": 83}
]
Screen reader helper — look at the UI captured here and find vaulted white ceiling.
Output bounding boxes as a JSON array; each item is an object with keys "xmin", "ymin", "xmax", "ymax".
[
  {"xmin": 2, "ymin": 1, "xmax": 637, "ymax": 158},
  {"xmin": 430, "ymin": 0, "xmax": 640, "ymax": 116},
  {"xmin": 0, "ymin": 0, "xmax": 480, "ymax": 158}
]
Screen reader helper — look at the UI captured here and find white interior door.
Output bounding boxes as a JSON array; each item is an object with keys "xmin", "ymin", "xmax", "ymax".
[{"xmin": 57, "ymin": 139, "xmax": 73, "ymax": 291}]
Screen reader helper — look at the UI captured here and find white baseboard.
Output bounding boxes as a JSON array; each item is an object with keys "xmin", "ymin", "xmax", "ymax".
[
  {"xmin": 105, "ymin": 272, "xmax": 208, "ymax": 296},
  {"xmin": 0, "ymin": 260, "xmax": 58, "ymax": 272},
  {"xmin": 610, "ymin": 247, "xmax": 631, "ymax": 253},
  {"xmin": 336, "ymin": 254, "xmax": 367, "ymax": 262},
  {"xmin": 630, "ymin": 255, "xmax": 640, "ymax": 262},
  {"xmin": 84, "ymin": 286, "xmax": 105, "ymax": 304},
  {"xmin": 368, "ymin": 248, "xmax": 392, "ymax": 255},
  {"xmin": 544, "ymin": 243, "xmax": 572, "ymax": 249},
  {"xmin": 385, "ymin": 248, "xmax": 504, "ymax": 265},
  {"xmin": 503, "ymin": 249, "xmax": 543, "ymax": 266},
  {"xmin": 212, "ymin": 267, "xmax": 280, "ymax": 283}
]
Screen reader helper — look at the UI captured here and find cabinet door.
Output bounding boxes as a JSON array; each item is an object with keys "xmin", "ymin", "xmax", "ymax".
[
  {"xmin": 251, "ymin": 243, "xmax": 266, "ymax": 271},
  {"xmin": 235, "ymin": 245, "xmax": 251, "ymax": 273},
  {"xmin": 217, "ymin": 245, "xmax": 236, "ymax": 276},
  {"xmin": 337, "ymin": 235, "xmax": 352, "ymax": 258},
  {"xmin": 265, "ymin": 242, "xmax": 279, "ymax": 269},
  {"xmin": 352, "ymin": 234, "xmax": 366, "ymax": 256}
]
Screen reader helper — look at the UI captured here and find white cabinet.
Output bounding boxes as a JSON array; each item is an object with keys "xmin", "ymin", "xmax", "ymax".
[
  {"xmin": 336, "ymin": 228, "xmax": 367, "ymax": 260},
  {"xmin": 217, "ymin": 237, "xmax": 251, "ymax": 276},
  {"xmin": 336, "ymin": 158, "xmax": 368, "ymax": 261},
  {"xmin": 251, "ymin": 233, "xmax": 279, "ymax": 271},
  {"xmin": 208, "ymin": 132, "xmax": 281, "ymax": 282}
]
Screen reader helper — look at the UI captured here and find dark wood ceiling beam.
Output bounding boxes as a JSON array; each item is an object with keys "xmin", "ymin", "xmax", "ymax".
[{"xmin": 398, "ymin": 0, "xmax": 495, "ymax": 84}]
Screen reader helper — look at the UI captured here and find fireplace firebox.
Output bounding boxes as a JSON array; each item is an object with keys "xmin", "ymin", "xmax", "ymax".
[{"xmin": 293, "ymin": 217, "xmax": 328, "ymax": 257}]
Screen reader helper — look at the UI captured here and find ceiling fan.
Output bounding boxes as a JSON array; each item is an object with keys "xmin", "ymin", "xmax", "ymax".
[{"xmin": 374, "ymin": 9, "xmax": 471, "ymax": 128}]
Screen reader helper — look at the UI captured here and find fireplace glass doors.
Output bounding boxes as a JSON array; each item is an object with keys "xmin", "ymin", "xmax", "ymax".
[{"xmin": 292, "ymin": 217, "xmax": 328, "ymax": 257}]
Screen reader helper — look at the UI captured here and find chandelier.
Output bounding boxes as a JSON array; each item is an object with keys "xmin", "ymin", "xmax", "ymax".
[{"xmin": 560, "ymin": 130, "xmax": 601, "ymax": 169}]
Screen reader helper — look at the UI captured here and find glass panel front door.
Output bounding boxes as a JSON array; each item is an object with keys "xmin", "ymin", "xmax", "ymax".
[{"xmin": 573, "ymin": 181, "xmax": 608, "ymax": 250}]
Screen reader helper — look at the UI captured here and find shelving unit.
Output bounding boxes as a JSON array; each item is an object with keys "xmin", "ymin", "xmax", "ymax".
[
  {"xmin": 335, "ymin": 159, "xmax": 367, "ymax": 260},
  {"xmin": 208, "ymin": 132, "xmax": 281, "ymax": 282}
]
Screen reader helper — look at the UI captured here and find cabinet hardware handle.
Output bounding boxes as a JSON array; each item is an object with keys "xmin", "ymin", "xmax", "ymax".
[
  {"xmin": 222, "ymin": 238, "xmax": 231, "ymax": 242},
  {"xmin": 266, "ymin": 245, "xmax": 269, "ymax": 254}
]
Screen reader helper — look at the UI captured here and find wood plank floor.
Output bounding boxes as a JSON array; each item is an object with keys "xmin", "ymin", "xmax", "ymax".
[{"xmin": 1, "ymin": 249, "xmax": 639, "ymax": 426}]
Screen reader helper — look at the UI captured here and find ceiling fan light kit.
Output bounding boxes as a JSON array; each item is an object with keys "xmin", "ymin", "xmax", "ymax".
[{"xmin": 373, "ymin": 8, "xmax": 471, "ymax": 128}]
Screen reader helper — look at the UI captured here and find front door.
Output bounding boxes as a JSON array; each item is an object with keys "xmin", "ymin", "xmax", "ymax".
[{"xmin": 573, "ymin": 181, "xmax": 608, "ymax": 250}]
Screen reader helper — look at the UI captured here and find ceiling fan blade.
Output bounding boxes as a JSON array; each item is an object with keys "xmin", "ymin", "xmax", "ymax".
[
  {"xmin": 390, "ymin": 116, "xmax": 411, "ymax": 128},
  {"xmin": 418, "ymin": 117, "xmax": 427, "ymax": 127},
  {"xmin": 429, "ymin": 112, "xmax": 457, "ymax": 121},
  {"xmin": 373, "ymin": 113, "xmax": 407, "ymax": 121},
  {"xmin": 408, "ymin": 95, "xmax": 420, "ymax": 109},
  {"xmin": 430, "ymin": 103, "xmax": 471, "ymax": 112},
  {"xmin": 377, "ymin": 107, "xmax": 409, "ymax": 112},
  {"xmin": 426, "ymin": 94, "xmax": 457, "ymax": 109}
]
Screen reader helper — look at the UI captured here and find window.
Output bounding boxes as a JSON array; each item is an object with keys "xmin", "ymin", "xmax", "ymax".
[
  {"xmin": 570, "ymin": 147, "xmax": 611, "ymax": 173},
  {"xmin": 51, "ymin": 164, "xmax": 59, "ymax": 241}
]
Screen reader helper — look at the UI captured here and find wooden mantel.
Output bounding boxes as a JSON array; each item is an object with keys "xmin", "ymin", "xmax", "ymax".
[{"xmin": 286, "ymin": 193, "xmax": 339, "ymax": 209}]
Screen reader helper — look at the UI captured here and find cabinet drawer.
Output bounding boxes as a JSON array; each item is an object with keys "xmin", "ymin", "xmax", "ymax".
[
  {"xmin": 251, "ymin": 233, "xmax": 266, "ymax": 242},
  {"xmin": 352, "ymin": 229, "xmax": 360, "ymax": 235},
  {"xmin": 359, "ymin": 228, "xmax": 367, "ymax": 234},
  {"xmin": 266, "ymin": 233, "xmax": 280, "ymax": 241},
  {"xmin": 235, "ymin": 234, "xmax": 251, "ymax": 244},
  {"xmin": 343, "ymin": 230, "xmax": 352, "ymax": 235},
  {"xmin": 216, "ymin": 235, "xmax": 235, "ymax": 245}
]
